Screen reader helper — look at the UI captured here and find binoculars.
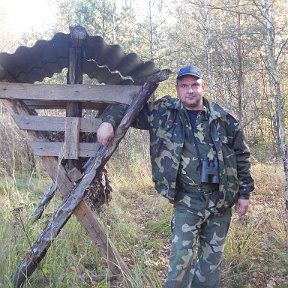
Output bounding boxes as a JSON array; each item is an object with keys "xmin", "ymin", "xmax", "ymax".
[{"xmin": 201, "ymin": 158, "xmax": 219, "ymax": 184}]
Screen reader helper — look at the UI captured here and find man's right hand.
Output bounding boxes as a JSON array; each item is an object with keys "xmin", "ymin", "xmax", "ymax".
[{"xmin": 97, "ymin": 122, "xmax": 114, "ymax": 146}]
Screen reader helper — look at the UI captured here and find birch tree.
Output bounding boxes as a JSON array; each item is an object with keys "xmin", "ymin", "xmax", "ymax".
[{"xmin": 255, "ymin": 0, "xmax": 288, "ymax": 217}]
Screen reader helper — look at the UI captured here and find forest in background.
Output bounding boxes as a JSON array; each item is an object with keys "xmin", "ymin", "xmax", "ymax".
[
  {"xmin": 0, "ymin": 0, "xmax": 287, "ymax": 287},
  {"xmin": 1, "ymin": 0, "xmax": 288, "ymax": 166}
]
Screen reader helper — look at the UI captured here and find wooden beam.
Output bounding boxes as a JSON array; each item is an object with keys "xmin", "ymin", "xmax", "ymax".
[
  {"xmin": 13, "ymin": 115, "xmax": 102, "ymax": 132},
  {"xmin": 66, "ymin": 31, "xmax": 84, "ymax": 170},
  {"xmin": 23, "ymin": 100, "xmax": 108, "ymax": 111},
  {"xmin": 0, "ymin": 83, "xmax": 141, "ymax": 104},
  {"xmin": 27, "ymin": 141, "xmax": 98, "ymax": 158},
  {"xmin": 67, "ymin": 167, "xmax": 83, "ymax": 182}
]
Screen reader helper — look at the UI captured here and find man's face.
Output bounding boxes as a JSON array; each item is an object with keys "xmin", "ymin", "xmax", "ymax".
[{"xmin": 176, "ymin": 75, "xmax": 206, "ymax": 110}]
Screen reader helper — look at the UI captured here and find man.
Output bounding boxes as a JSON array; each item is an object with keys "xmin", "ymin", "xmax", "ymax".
[{"xmin": 97, "ymin": 64, "xmax": 254, "ymax": 287}]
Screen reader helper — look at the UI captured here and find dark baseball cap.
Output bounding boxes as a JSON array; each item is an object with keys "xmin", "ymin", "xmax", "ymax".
[{"xmin": 176, "ymin": 64, "xmax": 202, "ymax": 79}]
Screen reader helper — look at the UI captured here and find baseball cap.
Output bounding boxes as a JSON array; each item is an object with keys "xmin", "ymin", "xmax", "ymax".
[{"xmin": 176, "ymin": 64, "xmax": 202, "ymax": 79}]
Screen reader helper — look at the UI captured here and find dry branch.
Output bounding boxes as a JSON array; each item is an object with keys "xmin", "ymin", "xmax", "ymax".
[{"xmin": 29, "ymin": 182, "xmax": 57, "ymax": 222}]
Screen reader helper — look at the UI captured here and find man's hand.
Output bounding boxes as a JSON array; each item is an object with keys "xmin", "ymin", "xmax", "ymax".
[
  {"xmin": 97, "ymin": 122, "xmax": 114, "ymax": 146},
  {"xmin": 235, "ymin": 199, "xmax": 249, "ymax": 217}
]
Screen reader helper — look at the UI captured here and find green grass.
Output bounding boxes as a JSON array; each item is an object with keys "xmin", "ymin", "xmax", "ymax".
[{"xmin": 0, "ymin": 162, "xmax": 287, "ymax": 287}]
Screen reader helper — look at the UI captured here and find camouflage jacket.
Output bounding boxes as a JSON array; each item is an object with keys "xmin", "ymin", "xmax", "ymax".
[{"xmin": 103, "ymin": 96, "xmax": 254, "ymax": 209}]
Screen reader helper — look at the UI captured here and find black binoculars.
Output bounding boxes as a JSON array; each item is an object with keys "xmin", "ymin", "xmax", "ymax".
[{"xmin": 201, "ymin": 158, "xmax": 219, "ymax": 184}]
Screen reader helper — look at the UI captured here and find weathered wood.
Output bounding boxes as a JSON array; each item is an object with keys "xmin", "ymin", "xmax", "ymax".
[
  {"xmin": 66, "ymin": 48, "xmax": 83, "ymax": 116},
  {"xmin": 74, "ymin": 201, "xmax": 128, "ymax": 274},
  {"xmin": 64, "ymin": 117, "xmax": 80, "ymax": 159},
  {"xmin": 13, "ymin": 69, "xmax": 171, "ymax": 288},
  {"xmin": 0, "ymin": 99, "xmax": 130, "ymax": 287},
  {"xmin": 70, "ymin": 25, "xmax": 87, "ymax": 47},
  {"xmin": 23, "ymin": 100, "xmax": 108, "ymax": 111},
  {"xmin": 66, "ymin": 31, "xmax": 84, "ymax": 170},
  {"xmin": 27, "ymin": 141, "xmax": 98, "ymax": 158},
  {"xmin": 67, "ymin": 167, "xmax": 83, "ymax": 182},
  {"xmin": 13, "ymin": 115, "xmax": 102, "ymax": 132},
  {"xmin": 0, "ymin": 83, "xmax": 141, "ymax": 104},
  {"xmin": 29, "ymin": 182, "xmax": 58, "ymax": 222},
  {"xmin": 40, "ymin": 160, "xmax": 129, "ymax": 283}
]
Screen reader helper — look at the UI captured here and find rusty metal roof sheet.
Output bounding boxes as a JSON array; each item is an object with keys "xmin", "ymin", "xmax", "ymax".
[{"xmin": 0, "ymin": 31, "xmax": 160, "ymax": 85}]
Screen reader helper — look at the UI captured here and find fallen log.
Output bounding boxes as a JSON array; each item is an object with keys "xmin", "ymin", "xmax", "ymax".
[{"xmin": 13, "ymin": 69, "xmax": 171, "ymax": 287}]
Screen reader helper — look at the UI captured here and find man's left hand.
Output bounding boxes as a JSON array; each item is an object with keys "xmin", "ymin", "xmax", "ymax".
[{"xmin": 235, "ymin": 199, "xmax": 249, "ymax": 217}]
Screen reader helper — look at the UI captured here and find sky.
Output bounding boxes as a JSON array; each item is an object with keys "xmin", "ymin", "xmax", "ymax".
[
  {"xmin": 2, "ymin": 0, "xmax": 176, "ymax": 38},
  {"xmin": 2, "ymin": 0, "xmax": 59, "ymax": 36}
]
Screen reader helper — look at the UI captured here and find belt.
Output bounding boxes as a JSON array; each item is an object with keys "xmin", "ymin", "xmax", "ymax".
[{"xmin": 178, "ymin": 183, "xmax": 219, "ymax": 194}]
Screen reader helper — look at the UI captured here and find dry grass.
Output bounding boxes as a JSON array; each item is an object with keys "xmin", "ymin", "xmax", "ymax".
[
  {"xmin": 0, "ymin": 105, "xmax": 35, "ymax": 176},
  {"xmin": 101, "ymin": 158, "xmax": 288, "ymax": 288},
  {"xmin": 217, "ymin": 163, "xmax": 287, "ymax": 287},
  {"xmin": 0, "ymin": 120, "xmax": 287, "ymax": 287}
]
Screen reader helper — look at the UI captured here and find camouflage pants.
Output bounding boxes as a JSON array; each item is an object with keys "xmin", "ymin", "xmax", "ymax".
[{"xmin": 165, "ymin": 191, "xmax": 232, "ymax": 288}]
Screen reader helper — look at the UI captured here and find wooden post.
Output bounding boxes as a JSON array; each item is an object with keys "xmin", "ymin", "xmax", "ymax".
[{"xmin": 66, "ymin": 26, "xmax": 86, "ymax": 168}]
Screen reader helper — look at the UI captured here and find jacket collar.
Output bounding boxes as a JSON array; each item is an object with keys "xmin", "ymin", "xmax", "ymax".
[
  {"xmin": 203, "ymin": 98, "xmax": 228, "ymax": 123},
  {"xmin": 162, "ymin": 96, "xmax": 181, "ymax": 109}
]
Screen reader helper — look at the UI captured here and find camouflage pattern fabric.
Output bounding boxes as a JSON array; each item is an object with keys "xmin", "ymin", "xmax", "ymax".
[
  {"xmin": 178, "ymin": 106, "xmax": 216, "ymax": 188},
  {"xmin": 165, "ymin": 190, "xmax": 232, "ymax": 288},
  {"xmin": 102, "ymin": 96, "xmax": 254, "ymax": 212},
  {"xmin": 102, "ymin": 95, "xmax": 254, "ymax": 287}
]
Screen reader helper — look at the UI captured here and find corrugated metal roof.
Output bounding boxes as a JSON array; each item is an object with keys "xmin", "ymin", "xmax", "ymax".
[{"xmin": 0, "ymin": 30, "xmax": 160, "ymax": 85}]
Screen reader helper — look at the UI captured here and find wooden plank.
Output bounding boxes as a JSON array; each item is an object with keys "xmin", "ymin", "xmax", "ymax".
[
  {"xmin": 23, "ymin": 100, "xmax": 107, "ymax": 111},
  {"xmin": 67, "ymin": 167, "xmax": 83, "ymax": 182},
  {"xmin": 28, "ymin": 141, "xmax": 98, "ymax": 158},
  {"xmin": 0, "ymin": 83, "xmax": 141, "ymax": 104},
  {"xmin": 13, "ymin": 115, "xmax": 102, "ymax": 132},
  {"xmin": 64, "ymin": 117, "xmax": 80, "ymax": 159}
]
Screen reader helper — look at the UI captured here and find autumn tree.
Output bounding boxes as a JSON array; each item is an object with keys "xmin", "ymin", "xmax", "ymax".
[{"xmin": 254, "ymin": 0, "xmax": 288, "ymax": 216}]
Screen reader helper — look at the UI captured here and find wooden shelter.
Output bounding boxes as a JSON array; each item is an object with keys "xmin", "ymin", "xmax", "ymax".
[{"xmin": 0, "ymin": 26, "xmax": 170, "ymax": 287}]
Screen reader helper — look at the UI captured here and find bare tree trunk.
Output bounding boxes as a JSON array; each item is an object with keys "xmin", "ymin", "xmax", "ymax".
[
  {"xmin": 201, "ymin": 0, "xmax": 215, "ymax": 101},
  {"xmin": 112, "ymin": 0, "xmax": 117, "ymax": 43},
  {"xmin": 148, "ymin": 0, "xmax": 154, "ymax": 61},
  {"xmin": 236, "ymin": 0, "xmax": 244, "ymax": 123},
  {"xmin": 259, "ymin": 0, "xmax": 288, "ymax": 218}
]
